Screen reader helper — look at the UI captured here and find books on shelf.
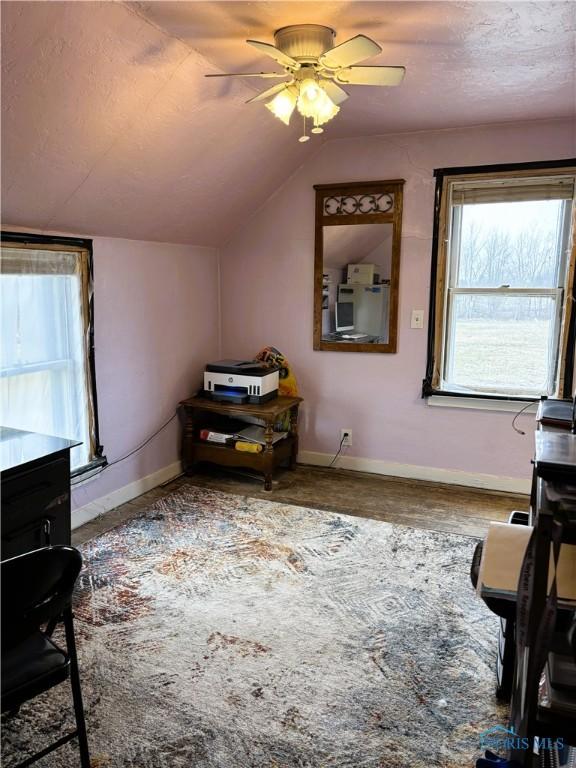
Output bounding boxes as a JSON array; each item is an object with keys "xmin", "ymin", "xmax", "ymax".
[
  {"xmin": 199, "ymin": 430, "xmax": 234, "ymax": 444},
  {"xmin": 478, "ymin": 522, "xmax": 576, "ymax": 606},
  {"xmin": 199, "ymin": 426, "xmax": 287, "ymax": 446}
]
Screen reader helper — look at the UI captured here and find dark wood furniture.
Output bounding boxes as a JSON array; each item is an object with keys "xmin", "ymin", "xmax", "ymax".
[
  {"xmin": 1, "ymin": 428, "xmax": 79, "ymax": 561},
  {"xmin": 475, "ymin": 400, "xmax": 575, "ymax": 764},
  {"xmin": 179, "ymin": 395, "xmax": 302, "ymax": 491},
  {"xmin": 507, "ymin": 401, "xmax": 576, "ymax": 765}
]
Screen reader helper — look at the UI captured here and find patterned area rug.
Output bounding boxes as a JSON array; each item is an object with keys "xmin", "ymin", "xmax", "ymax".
[{"xmin": 2, "ymin": 486, "xmax": 505, "ymax": 767}]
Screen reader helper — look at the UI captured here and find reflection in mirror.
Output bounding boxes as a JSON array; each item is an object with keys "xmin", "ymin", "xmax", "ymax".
[{"xmin": 321, "ymin": 223, "xmax": 393, "ymax": 344}]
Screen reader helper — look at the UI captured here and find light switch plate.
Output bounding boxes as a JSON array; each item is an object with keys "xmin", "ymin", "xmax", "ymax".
[{"xmin": 411, "ymin": 309, "xmax": 424, "ymax": 329}]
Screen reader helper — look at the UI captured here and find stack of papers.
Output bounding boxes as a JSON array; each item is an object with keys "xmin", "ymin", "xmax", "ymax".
[{"xmin": 235, "ymin": 426, "xmax": 287, "ymax": 446}]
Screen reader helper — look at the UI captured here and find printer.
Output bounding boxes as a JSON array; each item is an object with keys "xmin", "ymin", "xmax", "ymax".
[{"xmin": 203, "ymin": 360, "xmax": 279, "ymax": 405}]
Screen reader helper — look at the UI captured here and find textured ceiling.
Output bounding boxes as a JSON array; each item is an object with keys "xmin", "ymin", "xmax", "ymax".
[{"xmin": 2, "ymin": 1, "xmax": 574, "ymax": 245}]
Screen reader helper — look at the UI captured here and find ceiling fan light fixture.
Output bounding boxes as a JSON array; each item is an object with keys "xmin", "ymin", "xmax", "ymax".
[
  {"xmin": 311, "ymin": 88, "xmax": 340, "ymax": 126},
  {"xmin": 296, "ymin": 77, "xmax": 323, "ymax": 117},
  {"xmin": 266, "ymin": 87, "xmax": 297, "ymax": 125},
  {"xmin": 295, "ymin": 79, "xmax": 339, "ymax": 127}
]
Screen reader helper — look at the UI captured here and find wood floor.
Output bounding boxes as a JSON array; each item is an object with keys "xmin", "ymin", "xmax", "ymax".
[{"xmin": 73, "ymin": 463, "xmax": 528, "ymax": 546}]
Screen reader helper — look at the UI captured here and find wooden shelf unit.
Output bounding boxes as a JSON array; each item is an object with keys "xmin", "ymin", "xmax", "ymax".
[{"xmin": 179, "ymin": 395, "xmax": 302, "ymax": 491}]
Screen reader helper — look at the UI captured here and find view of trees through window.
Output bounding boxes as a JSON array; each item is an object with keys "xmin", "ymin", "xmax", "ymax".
[
  {"xmin": 444, "ymin": 199, "xmax": 567, "ymax": 395},
  {"xmin": 457, "ymin": 201, "xmax": 561, "ymax": 288}
]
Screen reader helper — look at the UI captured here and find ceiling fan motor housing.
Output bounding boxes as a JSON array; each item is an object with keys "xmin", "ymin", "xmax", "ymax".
[{"xmin": 274, "ymin": 25, "xmax": 335, "ymax": 63}]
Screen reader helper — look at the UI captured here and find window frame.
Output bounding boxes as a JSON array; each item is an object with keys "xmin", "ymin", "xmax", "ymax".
[
  {"xmin": 1, "ymin": 231, "xmax": 106, "ymax": 477},
  {"xmin": 423, "ymin": 159, "xmax": 576, "ymax": 402}
]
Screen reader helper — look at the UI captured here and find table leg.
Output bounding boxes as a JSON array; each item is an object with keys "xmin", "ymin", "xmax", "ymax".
[
  {"xmin": 264, "ymin": 421, "xmax": 274, "ymax": 453},
  {"xmin": 289, "ymin": 405, "xmax": 299, "ymax": 470},
  {"xmin": 181, "ymin": 407, "xmax": 197, "ymax": 475},
  {"xmin": 264, "ymin": 420, "xmax": 274, "ymax": 491}
]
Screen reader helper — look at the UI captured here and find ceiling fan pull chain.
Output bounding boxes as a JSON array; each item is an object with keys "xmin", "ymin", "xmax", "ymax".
[{"xmin": 299, "ymin": 115, "xmax": 310, "ymax": 143}]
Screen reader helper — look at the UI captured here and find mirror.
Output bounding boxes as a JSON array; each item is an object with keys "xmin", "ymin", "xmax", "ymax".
[{"xmin": 313, "ymin": 180, "xmax": 404, "ymax": 353}]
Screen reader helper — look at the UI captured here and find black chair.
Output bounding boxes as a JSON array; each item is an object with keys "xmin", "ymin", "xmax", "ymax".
[{"xmin": 1, "ymin": 546, "xmax": 91, "ymax": 767}]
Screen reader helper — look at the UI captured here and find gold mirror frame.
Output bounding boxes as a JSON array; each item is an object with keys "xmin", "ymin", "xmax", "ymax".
[{"xmin": 313, "ymin": 179, "xmax": 405, "ymax": 353}]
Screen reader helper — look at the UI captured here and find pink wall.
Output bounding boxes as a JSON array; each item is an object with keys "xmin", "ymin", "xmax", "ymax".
[
  {"xmin": 220, "ymin": 119, "xmax": 576, "ymax": 482},
  {"xmin": 2, "ymin": 228, "xmax": 220, "ymax": 511},
  {"xmin": 68, "ymin": 237, "xmax": 219, "ymax": 510}
]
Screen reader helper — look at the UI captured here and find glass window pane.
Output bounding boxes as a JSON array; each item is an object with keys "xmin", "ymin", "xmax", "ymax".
[
  {"xmin": 0, "ymin": 268, "xmax": 90, "ymax": 469},
  {"xmin": 444, "ymin": 294, "xmax": 558, "ymax": 395},
  {"xmin": 0, "ymin": 275, "xmax": 71, "ymax": 367},
  {"xmin": 455, "ymin": 200, "xmax": 564, "ymax": 288}
]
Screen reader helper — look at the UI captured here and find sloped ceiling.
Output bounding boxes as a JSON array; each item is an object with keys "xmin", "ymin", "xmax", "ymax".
[
  {"xmin": 324, "ymin": 224, "xmax": 392, "ymax": 269},
  {"xmin": 2, "ymin": 1, "xmax": 574, "ymax": 246}
]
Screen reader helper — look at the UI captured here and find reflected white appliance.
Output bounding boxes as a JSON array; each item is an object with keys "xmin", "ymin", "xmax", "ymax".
[
  {"xmin": 337, "ymin": 283, "xmax": 389, "ymax": 336},
  {"xmin": 347, "ymin": 263, "xmax": 375, "ymax": 284}
]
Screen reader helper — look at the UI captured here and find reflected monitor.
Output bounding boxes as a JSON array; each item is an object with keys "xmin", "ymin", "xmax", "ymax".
[{"xmin": 335, "ymin": 301, "xmax": 354, "ymax": 332}]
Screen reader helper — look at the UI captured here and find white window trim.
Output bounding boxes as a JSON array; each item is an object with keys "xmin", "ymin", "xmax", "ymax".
[{"xmin": 427, "ymin": 396, "xmax": 538, "ymax": 414}]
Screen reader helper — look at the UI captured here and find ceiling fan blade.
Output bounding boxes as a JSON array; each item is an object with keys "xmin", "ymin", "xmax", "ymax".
[
  {"xmin": 246, "ymin": 40, "xmax": 300, "ymax": 70},
  {"xmin": 335, "ymin": 66, "xmax": 406, "ymax": 86},
  {"xmin": 246, "ymin": 83, "xmax": 292, "ymax": 104},
  {"xmin": 319, "ymin": 34, "xmax": 382, "ymax": 69},
  {"xmin": 321, "ymin": 80, "xmax": 349, "ymax": 105},
  {"xmin": 205, "ymin": 72, "xmax": 289, "ymax": 79}
]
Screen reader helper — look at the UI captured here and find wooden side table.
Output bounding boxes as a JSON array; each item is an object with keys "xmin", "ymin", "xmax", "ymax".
[{"xmin": 178, "ymin": 395, "xmax": 303, "ymax": 491}]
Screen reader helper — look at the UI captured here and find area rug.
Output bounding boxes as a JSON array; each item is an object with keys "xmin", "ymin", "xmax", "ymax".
[{"xmin": 2, "ymin": 486, "xmax": 506, "ymax": 767}]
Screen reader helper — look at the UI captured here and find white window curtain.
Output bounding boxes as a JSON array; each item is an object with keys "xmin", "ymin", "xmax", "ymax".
[{"xmin": 0, "ymin": 244, "xmax": 96, "ymax": 470}]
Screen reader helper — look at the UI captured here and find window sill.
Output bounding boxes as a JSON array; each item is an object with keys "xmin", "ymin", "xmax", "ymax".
[
  {"xmin": 427, "ymin": 395, "xmax": 538, "ymax": 414},
  {"xmin": 70, "ymin": 456, "xmax": 107, "ymax": 487}
]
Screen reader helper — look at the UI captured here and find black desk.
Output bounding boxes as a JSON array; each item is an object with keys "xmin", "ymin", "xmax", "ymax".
[{"xmin": 1, "ymin": 428, "xmax": 80, "ymax": 560}]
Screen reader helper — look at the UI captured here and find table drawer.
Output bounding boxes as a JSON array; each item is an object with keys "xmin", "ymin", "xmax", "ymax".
[
  {"xmin": 1, "ymin": 512, "xmax": 69, "ymax": 560},
  {"xmin": 2, "ymin": 456, "xmax": 68, "ymax": 509},
  {"xmin": 1, "ymin": 455, "xmax": 71, "ymax": 559}
]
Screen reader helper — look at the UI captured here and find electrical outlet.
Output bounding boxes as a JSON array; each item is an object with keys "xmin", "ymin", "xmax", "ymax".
[
  {"xmin": 411, "ymin": 309, "xmax": 424, "ymax": 329},
  {"xmin": 341, "ymin": 429, "xmax": 352, "ymax": 447}
]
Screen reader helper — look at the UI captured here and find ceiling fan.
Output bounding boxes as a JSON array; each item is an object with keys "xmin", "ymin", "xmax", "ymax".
[{"xmin": 205, "ymin": 24, "xmax": 406, "ymax": 142}]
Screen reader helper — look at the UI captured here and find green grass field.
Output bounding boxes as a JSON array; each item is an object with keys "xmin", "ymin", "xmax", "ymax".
[{"xmin": 448, "ymin": 319, "xmax": 552, "ymax": 394}]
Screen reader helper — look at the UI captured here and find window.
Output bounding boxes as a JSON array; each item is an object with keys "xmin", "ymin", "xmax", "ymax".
[
  {"xmin": 0, "ymin": 233, "xmax": 104, "ymax": 473},
  {"xmin": 424, "ymin": 162, "xmax": 576, "ymax": 400}
]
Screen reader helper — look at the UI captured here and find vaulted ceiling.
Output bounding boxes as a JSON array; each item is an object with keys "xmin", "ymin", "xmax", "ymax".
[{"xmin": 2, "ymin": 1, "xmax": 574, "ymax": 246}]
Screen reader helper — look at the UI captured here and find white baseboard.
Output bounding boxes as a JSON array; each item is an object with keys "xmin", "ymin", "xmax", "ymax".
[
  {"xmin": 71, "ymin": 452, "xmax": 529, "ymax": 532},
  {"xmin": 71, "ymin": 461, "xmax": 183, "ymax": 530},
  {"xmin": 298, "ymin": 450, "xmax": 531, "ymax": 495}
]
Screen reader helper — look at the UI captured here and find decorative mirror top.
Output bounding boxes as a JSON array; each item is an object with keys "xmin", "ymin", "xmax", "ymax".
[{"xmin": 323, "ymin": 193, "xmax": 394, "ymax": 217}]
